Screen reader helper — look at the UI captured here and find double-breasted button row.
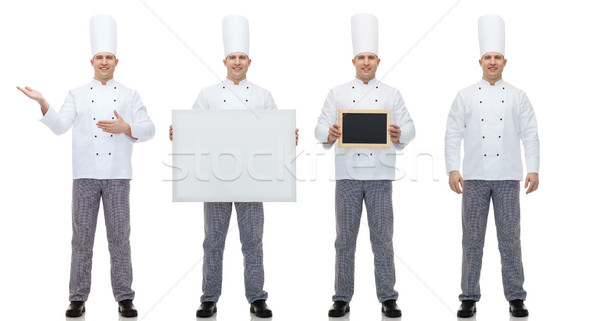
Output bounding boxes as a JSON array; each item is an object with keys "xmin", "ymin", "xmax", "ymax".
[
  {"xmin": 222, "ymin": 86, "xmax": 250, "ymax": 89},
  {"xmin": 352, "ymin": 99, "xmax": 378, "ymax": 103},
  {"xmin": 90, "ymin": 86, "xmax": 117, "ymax": 90},
  {"xmin": 478, "ymin": 86, "xmax": 505, "ymax": 90}
]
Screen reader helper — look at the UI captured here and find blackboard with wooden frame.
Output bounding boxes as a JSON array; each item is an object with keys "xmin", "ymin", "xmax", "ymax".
[{"xmin": 338, "ymin": 109, "xmax": 391, "ymax": 148}]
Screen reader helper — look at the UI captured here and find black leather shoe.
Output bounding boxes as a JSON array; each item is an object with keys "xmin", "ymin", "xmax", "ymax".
[
  {"xmin": 457, "ymin": 300, "xmax": 476, "ymax": 318},
  {"xmin": 509, "ymin": 299, "xmax": 529, "ymax": 317},
  {"xmin": 66, "ymin": 301, "xmax": 85, "ymax": 318},
  {"xmin": 196, "ymin": 301, "xmax": 217, "ymax": 318},
  {"xmin": 381, "ymin": 300, "xmax": 402, "ymax": 318},
  {"xmin": 328, "ymin": 301, "xmax": 349, "ymax": 317},
  {"xmin": 250, "ymin": 299, "xmax": 272, "ymax": 318},
  {"xmin": 118, "ymin": 299, "xmax": 138, "ymax": 318}
]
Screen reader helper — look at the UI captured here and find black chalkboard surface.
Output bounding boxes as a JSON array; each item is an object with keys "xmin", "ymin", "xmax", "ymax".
[{"xmin": 338, "ymin": 109, "xmax": 391, "ymax": 148}]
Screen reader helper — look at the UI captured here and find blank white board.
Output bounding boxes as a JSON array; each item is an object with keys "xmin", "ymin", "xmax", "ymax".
[{"xmin": 172, "ymin": 109, "xmax": 296, "ymax": 202}]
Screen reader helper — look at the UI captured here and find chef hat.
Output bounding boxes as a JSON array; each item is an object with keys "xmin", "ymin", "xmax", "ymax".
[
  {"xmin": 90, "ymin": 14, "xmax": 117, "ymax": 58},
  {"xmin": 223, "ymin": 15, "xmax": 249, "ymax": 58},
  {"xmin": 351, "ymin": 13, "xmax": 378, "ymax": 57},
  {"xmin": 478, "ymin": 14, "xmax": 505, "ymax": 58}
]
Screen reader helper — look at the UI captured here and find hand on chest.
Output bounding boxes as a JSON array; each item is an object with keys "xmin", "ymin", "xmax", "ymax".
[{"xmin": 83, "ymin": 84, "xmax": 129, "ymax": 144}]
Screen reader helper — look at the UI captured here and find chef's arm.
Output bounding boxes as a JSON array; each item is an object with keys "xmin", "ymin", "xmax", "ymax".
[
  {"xmin": 445, "ymin": 93, "xmax": 466, "ymax": 175},
  {"xmin": 391, "ymin": 91, "xmax": 415, "ymax": 150},
  {"xmin": 519, "ymin": 92, "xmax": 540, "ymax": 178},
  {"xmin": 127, "ymin": 91, "xmax": 155, "ymax": 142},
  {"xmin": 16, "ymin": 86, "xmax": 50, "ymax": 115},
  {"xmin": 315, "ymin": 90, "xmax": 338, "ymax": 148}
]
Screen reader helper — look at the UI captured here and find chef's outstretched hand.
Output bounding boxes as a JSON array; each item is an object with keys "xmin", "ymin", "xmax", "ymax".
[
  {"xmin": 327, "ymin": 124, "xmax": 341, "ymax": 144},
  {"xmin": 16, "ymin": 86, "xmax": 50, "ymax": 115},
  {"xmin": 449, "ymin": 170, "xmax": 464, "ymax": 194},
  {"xmin": 524, "ymin": 172, "xmax": 539, "ymax": 194},
  {"xmin": 389, "ymin": 124, "xmax": 401, "ymax": 143},
  {"xmin": 169, "ymin": 125, "xmax": 173, "ymax": 141},
  {"xmin": 97, "ymin": 110, "xmax": 135, "ymax": 139}
]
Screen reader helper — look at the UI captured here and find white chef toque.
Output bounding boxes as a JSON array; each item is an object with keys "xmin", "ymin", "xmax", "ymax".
[
  {"xmin": 478, "ymin": 14, "xmax": 505, "ymax": 58},
  {"xmin": 90, "ymin": 14, "xmax": 117, "ymax": 58},
  {"xmin": 223, "ymin": 15, "xmax": 249, "ymax": 58},
  {"xmin": 351, "ymin": 13, "xmax": 378, "ymax": 58}
]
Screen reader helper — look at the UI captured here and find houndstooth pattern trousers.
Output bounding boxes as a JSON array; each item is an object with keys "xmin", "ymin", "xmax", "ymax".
[
  {"xmin": 460, "ymin": 180, "xmax": 527, "ymax": 302},
  {"xmin": 69, "ymin": 179, "xmax": 134, "ymax": 302},
  {"xmin": 333, "ymin": 180, "xmax": 398, "ymax": 303},
  {"xmin": 201, "ymin": 202, "xmax": 268, "ymax": 303}
]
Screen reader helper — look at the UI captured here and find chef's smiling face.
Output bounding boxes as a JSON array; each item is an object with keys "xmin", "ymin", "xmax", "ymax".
[
  {"xmin": 353, "ymin": 52, "xmax": 380, "ymax": 84},
  {"xmin": 479, "ymin": 52, "xmax": 506, "ymax": 84},
  {"xmin": 224, "ymin": 52, "xmax": 251, "ymax": 84},
  {"xmin": 91, "ymin": 52, "xmax": 118, "ymax": 84}
]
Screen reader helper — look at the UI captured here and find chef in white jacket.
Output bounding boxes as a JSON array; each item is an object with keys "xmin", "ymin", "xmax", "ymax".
[
  {"xmin": 445, "ymin": 14, "xmax": 539, "ymax": 319},
  {"xmin": 169, "ymin": 15, "xmax": 293, "ymax": 319},
  {"xmin": 314, "ymin": 14, "xmax": 415, "ymax": 318},
  {"xmin": 17, "ymin": 14, "xmax": 155, "ymax": 318}
]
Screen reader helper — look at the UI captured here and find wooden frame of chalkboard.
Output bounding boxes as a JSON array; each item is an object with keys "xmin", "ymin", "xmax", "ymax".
[{"xmin": 338, "ymin": 109, "xmax": 391, "ymax": 148}]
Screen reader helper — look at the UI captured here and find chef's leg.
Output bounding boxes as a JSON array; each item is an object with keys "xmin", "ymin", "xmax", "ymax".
[
  {"xmin": 333, "ymin": 179, "xmax": 364, "ymax": 302},
  {"xmin": 234, "ymin": 202, "xmax": 268, "ymax": 303},
  {"xmin": 101, "ymin": 179, "xmax": 134, "ymax": 302},
  {"xmin": 491, "ymin": 180, "xmax": 527, "ymax": 301},
  {"xmin": 459, "ymin": 180, "xmax": 492, "ymax": 302},
  {"xmin": 364, "ymin": 180, "xmax": 398, "ymax": 303},
  {"xmin": 201, "ymin": 202, "xmax": 233, "ymax": 303},
  {"xmin": 69, "ymin": 179, "xmax": 102, "ymax": 301}
]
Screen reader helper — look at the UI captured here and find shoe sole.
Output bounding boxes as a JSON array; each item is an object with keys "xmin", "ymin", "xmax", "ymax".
[{"xmin": 381, "ymin": 308, "xmax": 402, "ymax": 318}]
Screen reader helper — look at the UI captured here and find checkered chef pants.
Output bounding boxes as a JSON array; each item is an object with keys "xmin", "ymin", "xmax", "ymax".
[
  {"xmin": 69, "ymin": 179, "xmax": 135, "ymax": 302},
  {"xmin": 460, "ymin": 180, "xmax": 527, "ymax": 302},
  {"xmin": 201, "ymin": 202, "xmax": 268, "ymax": 303},
  {"xmin": 333, "ymin": 180, "xmax": 399, "ymax": 303}
]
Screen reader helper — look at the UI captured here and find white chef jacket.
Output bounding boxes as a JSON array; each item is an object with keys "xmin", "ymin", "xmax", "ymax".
[
  {"xmin": 40, "ymin": 79, "xmax": 155, "ymax": 179},
  {"xmin": 315, "ymin": 78, "xmax": 416, "ymax": 180},
  {"xmin": 444, "ymin": 78, "xmax": 540, "ymax": 181},
  {"xmin": 192, "ymin": 78, "xmax": 277, "ymax": 110}
]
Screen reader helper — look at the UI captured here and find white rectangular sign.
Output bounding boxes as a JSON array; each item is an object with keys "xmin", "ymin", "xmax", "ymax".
[{"xmin": 172, "ymin": 109, "xmax": 296, "ymax": 202}]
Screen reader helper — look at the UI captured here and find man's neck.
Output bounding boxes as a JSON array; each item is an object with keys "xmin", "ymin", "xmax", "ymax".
[
  {"xmin": 482, "ymin": 76, "xmax": 502, "ymax": 86},
  {"xmin": 94, "ymin": 76, "xmax": 113, "ymax": 85},
  {"xmin": 355, "ymin": 76, "xmax": 376, "ymax": 84},
  {"xmin": 227, "ymin": 75, "xmax": 246, "ymax": 85}
]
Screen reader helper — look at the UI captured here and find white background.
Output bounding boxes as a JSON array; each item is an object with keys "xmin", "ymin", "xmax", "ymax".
[{"xmin": 1, "ymin": 0, "xmax": 598, "ymax": 320}]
